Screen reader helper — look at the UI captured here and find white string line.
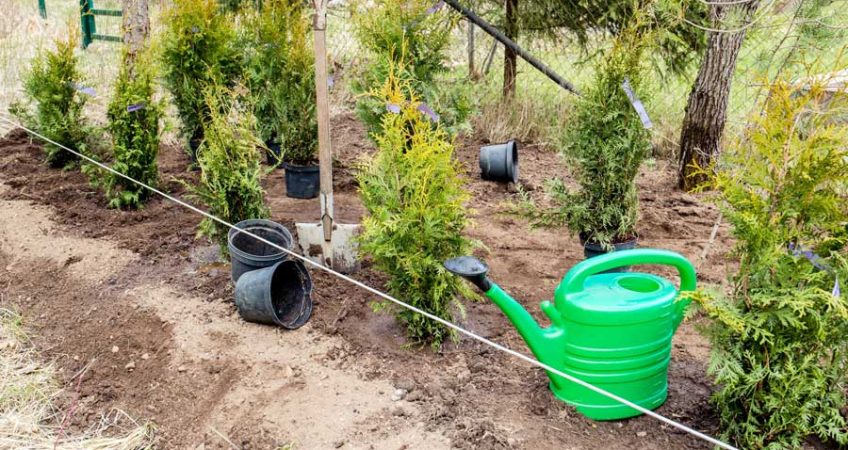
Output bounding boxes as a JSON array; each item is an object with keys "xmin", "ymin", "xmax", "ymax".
[{"xmin": 0, "ymin": 114, "xmax": 737, "ymax": 450}]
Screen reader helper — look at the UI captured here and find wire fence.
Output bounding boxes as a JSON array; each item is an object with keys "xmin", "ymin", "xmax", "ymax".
[{"xmin": 323, "ymin": 0, "xmax": 848, "ymax": 152}]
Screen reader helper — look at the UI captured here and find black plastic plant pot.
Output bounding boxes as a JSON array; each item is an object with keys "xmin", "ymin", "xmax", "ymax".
[
  {"xmin": 188, "ymin": 138, "xmax": 202, "ymax": 169},
  {"xmin": 581, "ymin": 233, "xmax": 638, "ymax": 273},
  {"xmin": 284, "ymin": 163, "xmax": 320, "ymax": 199},
  {"xmin": 234, "ymin": 259, "xmax": 314, "ymax": 329},
  {"xmin": 265, "ymin": 141, "xmax": 283, "ymax": 166},
  {"xmin": 227, "ymin": 219, "xmax": 294, "ymax": 282},
  {"xmin": 479, "ymin": 140, "xmax": 519, "ymax": 183}
]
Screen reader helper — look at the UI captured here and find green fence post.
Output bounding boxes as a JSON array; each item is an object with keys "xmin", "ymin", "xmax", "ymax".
[
  {"xmin": 80, "ymin": 0, "xmax": 98, "ymax": 49},
  {"xmin": 38, "ymin": 0, "xmax": 46, "ymax": 18}
]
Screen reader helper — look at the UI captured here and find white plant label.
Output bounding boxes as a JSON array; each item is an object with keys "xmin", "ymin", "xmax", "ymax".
[{"xmin": 622, "ymin": 77, "xmax": 652, "ymax": 130}]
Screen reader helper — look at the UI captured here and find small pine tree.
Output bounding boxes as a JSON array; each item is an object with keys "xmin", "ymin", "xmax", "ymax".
[
  {"xmin": 355, "ymin": 63, "xmax": 476, "ymax": 349},
  {"xmin": 695, "ymin": 77, "xmax": 848, "ymax": 449},
  {"xmin": 186, "ymin": 88, "xmax": 269, "ymax": 255},
  {"xmin": 11, "ymin": 30, "xmax": 89, "ymax": 167}
]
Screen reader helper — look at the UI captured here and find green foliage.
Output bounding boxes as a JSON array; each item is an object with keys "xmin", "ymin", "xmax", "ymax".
[
  {"xmin": 520, "ymin": 25, "xmax": 652, "ymax": 249},
  {"xmin": 352, "ymin": 0, "xmax": 471, "ymax": 137},
  {"xmin": 159, "ymin": 0, "xmax": 239, "ymax": 146},
  {"xmin": 186, "ymin": 89, "xmax": 269, "ymax": 255},
  {"xmin": 695, "ymin": 78, "xmax": 848, "ymax": 449},
  {"xmin": 355, "ymin": 68, "xmax": 476, "ymax": 349},
  {"xmin": 241, "ymin": 0, "xmax": 317, "ymax": 163},
  {"xmin": 93, "ymin": 51, "xmax": 162, "ymax": 209},
  {"xmin": 478, "ymin": 0, "xmax": 706, "ymax": 75},
  {"xmin": 11, "ymin": 31, "xmax": 89, "ymax": 167}
]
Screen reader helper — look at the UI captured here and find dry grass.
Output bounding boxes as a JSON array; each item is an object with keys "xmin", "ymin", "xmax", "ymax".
[
  {"xmin": 0, "ymin": 308, "xmax": 155, "ymax": 449},
  {"xmin": 473, "ymin": 95, "xmax": 569, "ymax": 148}
]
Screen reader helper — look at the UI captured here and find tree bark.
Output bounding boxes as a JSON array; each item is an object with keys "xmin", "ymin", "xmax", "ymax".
[
  {"xmin": 677, "ymin": 0, "xmax": 760, "ymax": 190},
  {"xmin": 503, "ymin": 0, "xmax": 517, "ymax": 99},
  {"xmin": 122, "ymin": 0, "xmax": 149, "ymax": 80}
]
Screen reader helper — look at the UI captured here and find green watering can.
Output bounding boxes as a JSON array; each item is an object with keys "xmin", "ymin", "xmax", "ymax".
[{"xmin": 444, "ymin": 248, "xmax": 696, "ymax": 421}]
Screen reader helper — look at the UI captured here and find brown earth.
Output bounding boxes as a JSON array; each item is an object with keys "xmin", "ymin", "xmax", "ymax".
[{"xmin": 0, "ymin": 113, "xmax": 734, "ymax": 449}]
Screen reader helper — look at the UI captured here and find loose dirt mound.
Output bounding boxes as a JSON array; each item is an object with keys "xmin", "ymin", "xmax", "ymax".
[{"xmin": 0, "ymin": 122, "xmax": 731, "ymax": 449}]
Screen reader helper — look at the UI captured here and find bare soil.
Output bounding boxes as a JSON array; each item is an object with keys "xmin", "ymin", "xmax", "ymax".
[{"xmin": 0, "ymin": 115, "xmax": 734, "ymax": 449}]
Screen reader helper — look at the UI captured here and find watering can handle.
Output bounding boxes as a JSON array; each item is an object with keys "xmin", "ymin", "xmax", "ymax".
[{"xmin": 561, "ymin": 249, "xmax": 696, "ymax": 294}]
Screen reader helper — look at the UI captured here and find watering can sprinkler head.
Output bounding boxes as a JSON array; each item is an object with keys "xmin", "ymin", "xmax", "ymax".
[{"xmin": 444, "ymin": 256, "xmax": 492, "ymax": 292}]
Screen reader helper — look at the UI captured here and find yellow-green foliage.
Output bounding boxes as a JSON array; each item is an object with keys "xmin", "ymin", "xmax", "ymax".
[
  {"xmin": 355, "ymin": 67, "xmax": 475, "ymax": 349},
  {"xmin": 696, "ymin": 78, "xmax": 848, "ymax": 449},
  {"xmin": 11, "ymin": 30, "xmax": 88, "ymax": 167},
  {"xmin": 187, "ymin": 89, "xmax": 269, "ymax": 255},
  {"xmin": 352, "ymin": 0, "xmax": 470, "ymax": 137}
]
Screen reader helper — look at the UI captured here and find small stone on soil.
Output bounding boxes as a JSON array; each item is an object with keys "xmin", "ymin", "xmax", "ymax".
[
  {"xmin": 111, "ymin": 345, "xmax": 119, "ymax": 353},
  {"xmin": 177, "ymin": 365, "xmax": 187, "ymax": 372},
  {"xmin": 333, "ymin": 440, "xmax": 344, "ymax": 448},
  {"xmin": 141, "ymin": 353, "xmax": 150, "ymax": 360},
  {"xmin": 636, "ymin": 431, "xmax": 647, "ymax": 437},
  {"xmin": 125, "ymin": 361, "xmax": 135, "ymax": 370},
  {"xmin": 391, "ymin": 388, "xmax": 407, "ymax": 401}
]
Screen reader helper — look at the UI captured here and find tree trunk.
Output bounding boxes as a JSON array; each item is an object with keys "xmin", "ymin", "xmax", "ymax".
[
  {"xmin": 677, "ymin": 0, "xmax": 760, "ymax": 190},
  {"xmin": 503, "ymin": 0, "xmax": 517, "ymax": 99},
  {"xmin": 122, "ymin": 0, "xmax": 149, "ymax": 80}
]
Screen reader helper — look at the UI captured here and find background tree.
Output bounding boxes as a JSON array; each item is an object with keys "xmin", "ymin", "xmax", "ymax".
[
  {"xmin": 677, "ymin": 0, "xmax": 761, "ymax": 190},
  {"xmin": 122, "ymin": 0, "xmax": 149, "ymax": 79},
  {"xmin": 474, "ymin": 0, "xmax": 706, "ymax": 98}
]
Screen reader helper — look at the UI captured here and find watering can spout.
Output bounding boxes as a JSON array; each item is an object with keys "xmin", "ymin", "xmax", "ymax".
[{"xmin": 444, "ymin": 257, "xmax": 564, "ymax": 365}]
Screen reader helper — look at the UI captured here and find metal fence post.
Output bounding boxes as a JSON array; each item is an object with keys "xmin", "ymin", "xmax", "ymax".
[
  {"xmin": 38, "ymin": 0, "xmax": 47, "ymax": 18},
  {"xmin": 80, "ymin": 0, "xmax": 94, "ymax": 49}
]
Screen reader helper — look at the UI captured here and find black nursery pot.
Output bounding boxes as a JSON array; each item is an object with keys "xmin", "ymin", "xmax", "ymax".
[
  {"xmin": 265, "ymin": 141, "xmax": 283, "ymax": 166},
  {"xmin": 188, "ymin": 138, "xmax": 202, "ymax": 168},
  {"xmin": 284, "ymin": 163, "xmax": 320, "ymax": 199},
  {"xmin": 479, "ymin": 140, "xmax": 519, "ymax": 183},
  {"xmin": 580, "ymin": 233, "xmax": 638, "ymax": 273}
]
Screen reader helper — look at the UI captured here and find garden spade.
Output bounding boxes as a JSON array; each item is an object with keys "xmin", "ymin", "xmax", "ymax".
[{"xmin": 295, "ymin": 0, "xmax": 359, "ymax": 274}]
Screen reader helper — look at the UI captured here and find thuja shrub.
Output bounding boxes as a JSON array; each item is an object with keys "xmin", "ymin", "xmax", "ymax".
[
  {"xmin": 523, "ymin": 25, "xmax": 652, "ymax": 249},
  {"xmin": 160, "ymin": 0, "xmax": 238, "ymax": 149},
  {"xmin": 242, "ymin": 0, "xmax": 317, "ymax": 163},
  {"xmin": 355, "ymin": 68, "xmax": 475, "ymax": 349},
  {"xmin": 11, "ymin": 31, "xmax": 89, "ymax": 167},
  {"xmin": 694, "ymin": 78, "xmax": 848, "ymax": 449},
  {"xmin": 97, "ymin": 52, "xmax": 162, "ymax": 209},
  {"xmin": 187, "ymin": 90, "xmax": 269, "ymax": 254},
  {"xmin": 352, "ymin": 0, "xmax": 470, "ymax": 137}
]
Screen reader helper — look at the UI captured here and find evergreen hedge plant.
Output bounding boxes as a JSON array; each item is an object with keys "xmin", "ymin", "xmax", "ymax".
[
  {"xmin": 694, "ymin": 78, "xmax": 848, "ymax": 449},
  {"xmin": 242, "ymin": 0, "xmax": 317, "ymax": 163},
  {"xmin": 355, "ymin": 65, "xmax": 475, "ymax": 349},
  {"xmin": 187, "ymin": 89, "xmax": 269, "ymax": 255},
  {"xmin": 160, "ymin": 0, "xmax": 238, "ymax": 153},
  {"xmin": 519, "ymin": 25, "xmax": 653, "ymax": 250},
  {"xmin": 11, "ymin": 31, "xmax": 89, "ymax": 168},
  {"xmin": 352, "ymin": 0, "xmax": 470, "ymax": 137},
  {"xmin": 96, "ymin": 50, "xmax": 162, "ymax": 209}
]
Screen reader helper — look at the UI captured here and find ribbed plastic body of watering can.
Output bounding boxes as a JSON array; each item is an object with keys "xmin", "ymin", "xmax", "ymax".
[{"xmin": 444, "ymin": 248, "xmax": 696, "ymax": 421}]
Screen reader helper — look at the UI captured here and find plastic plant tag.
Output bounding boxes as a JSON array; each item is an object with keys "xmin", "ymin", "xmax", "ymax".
[
  {"xmin": 621, "ymin": 78, "xmax": 652, "ymax": 130},
  {"xmin": 327, "ymin": 75, "xmax": 334, "ymax": 89},
  {"xmin": 69, "ymin": 82, "xmax": 96, "ymax": 96},
  {"xmin": 126, "ymin": 102, "xmax": 147, "ymax": 113},
  {"xmin": 386, "ymin": 103, "xmax": 401, "ymax": 114},
  {"xmin": 834, "ymin": 278, "xmax": 841, "ymax": 298},
  {"xmin": 417, "ymin": 103, "xmax": 439, "ymax": 122},
  {"xmin": 191, "ymin": 25, "xmax": 200, "ymax": 33},
  {"xmin": 426, "ymin": 0, "xmax": 445, "ymax": 14},
  {"xmin": 789, "ymin": 243, "xmax": 829, "ymax": 271}
]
